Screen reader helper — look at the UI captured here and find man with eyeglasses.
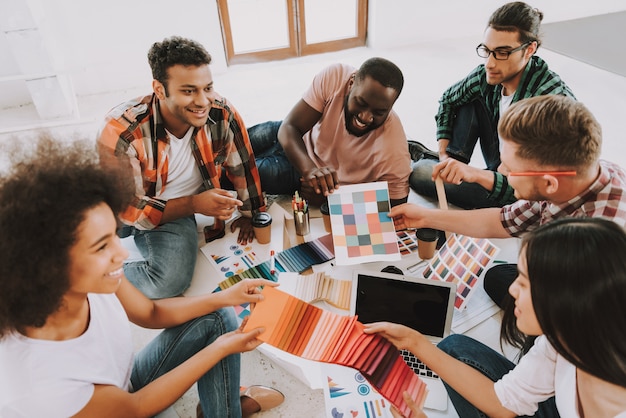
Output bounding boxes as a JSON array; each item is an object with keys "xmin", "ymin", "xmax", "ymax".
[
  {"xmin": 410, "ymin": 2, "xmax": 575, "ymax": 210},
  {"xmin": 392, "ymin": 95, "xmax": 626, "ymax": 351}
]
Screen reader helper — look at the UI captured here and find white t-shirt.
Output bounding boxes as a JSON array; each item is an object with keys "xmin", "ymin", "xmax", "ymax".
[
  {"xmin": 494, "ymin": 335, "xmax": 626, "ymax": 417},
  {"xmin": 0, "ymin": 293, "xmax": 133, "ymax": 417},
  {"xmin": 159, "ymin": 127, "xmax": 204, "ymax": 200},
  {"xmin": 499, "ymin": 89, "xmax": 515, "ymax": 117}
]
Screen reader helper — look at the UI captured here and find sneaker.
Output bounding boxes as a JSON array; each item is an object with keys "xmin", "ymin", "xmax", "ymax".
[{"xmin": 407, "ymin": 140, "xmax": 439, "ymax": 162}]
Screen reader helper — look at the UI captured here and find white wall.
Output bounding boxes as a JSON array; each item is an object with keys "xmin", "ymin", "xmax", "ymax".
[
  {"xmin": 0, "ymin": 0, "xmax": 228, "ymax": 109},
  {"xmin": 31, "ymin": 0, "xmax": 228, "ymax": 96},
  {"xmin": 1, "ymin": 0, "xmax": 625, "ymax": 112},
  {"xmin": 367, "ymin": 0, "xmax": 626, "ymax": 48}
]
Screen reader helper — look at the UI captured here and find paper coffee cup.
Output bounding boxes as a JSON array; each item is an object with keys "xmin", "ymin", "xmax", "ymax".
[
  {"xmin": 416, "ymin": 228, "xmax": 438, "ymax": 260},
  {"xmin": 320, "ymin": 201, "xmax": 332, "ymax": 233},
  {"xmin": 252, "ymin": 212, "xmax": 272, "ymax": 244}
]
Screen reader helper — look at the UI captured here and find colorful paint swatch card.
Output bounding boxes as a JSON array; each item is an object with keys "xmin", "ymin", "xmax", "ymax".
[
  {"xmin": 294, "ymin": 272, "xmax": 352, "ymax": 311},
  {"xmin": 327, "ymin": 182, "xmax": 401, "ymax": 266},
  {"xmin": 322, "ymin": 362, "xmax": 395, "ymax": 418},
  {"xmin": 422, "ymin": 234, "xmax": 500, "ymax": 310},
  {"xmin": 244, "ymin": 286, "xmax": 427, "ymax": 416},
  {"xmin": 396, "ymin": 229, "xmax": 419, "ymax": 256}
]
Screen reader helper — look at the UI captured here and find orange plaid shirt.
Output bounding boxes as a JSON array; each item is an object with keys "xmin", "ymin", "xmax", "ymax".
[{"xmin": 97, "ymin": 94, "xmax": 265, "ymax": 229}]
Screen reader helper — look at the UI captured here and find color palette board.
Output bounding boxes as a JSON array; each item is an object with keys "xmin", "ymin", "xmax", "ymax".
[
  {"xmin": 244, "ymin": 286, "xmax": 427, "ymax": 417},
  {"xmin": 322, "ymin": 362, "xmax": 394, "ymax": 418},
  {"xmin": 422, "ymin": 234, "xmax": 500, "ymax": 310},
  {"xmin": 328, "ymin": 182, "xmax": 401, "ymax": 266}
]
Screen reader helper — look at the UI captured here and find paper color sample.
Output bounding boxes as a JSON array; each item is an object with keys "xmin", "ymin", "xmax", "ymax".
[
  {"xmin": 328, "ymin": 182, "xmax": 401, "ymax": 266},
  {"xmin": 422, "ymin": 234, "xmax": 500, "ymax": 310},
  {"xmin": 294, "ymin": 272, "xmax": 352, "ymax": 310},
  {"xmin": 396, "ymin": 230, "xmax": 419, "ymax": 256},
  {"xmin": 244, "ymin": 286, "xmax": 427, "ymax": 417},
  {"xmin": 215, "ymin": 234, "xmax": 335, "ymax": 290}
]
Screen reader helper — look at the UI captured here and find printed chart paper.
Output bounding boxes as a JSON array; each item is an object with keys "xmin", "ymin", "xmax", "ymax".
[
  {"xmin": 322, "ymin": 362, "xmax": 394, "ymax": 418},
  {"xmin": 423, "ymin": 234, "xmax": 500, "ymax": 310},
  {"xmin": 328, "ymin": 182, "xmax": 400, "ymax": 266}
]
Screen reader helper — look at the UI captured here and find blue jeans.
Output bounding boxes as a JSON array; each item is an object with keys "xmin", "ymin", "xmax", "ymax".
[
  {"xmin": 119, "ymin": 216, "xmax": 198, "ymax": 299},
  {"xmin": 445, "ymin": 100, "xmax": 499, "ymax": 170},
  {"xmin": 247, "ymin": 121, "xmax": 302, "ymax": 195},
  {"xmin": 410, "ymin": 159, "xmax": 502, "ymax": 209},
  {"xmin": 131, "ymin": 308, "xmax": 241, "ymax": 418},
  {"xmin": 409, "ymin": 101, "xmax": 503, "ymax": 209},
  {"xmin": 437, "ymin": 334, "xmax": 559, "ymax": 418}
]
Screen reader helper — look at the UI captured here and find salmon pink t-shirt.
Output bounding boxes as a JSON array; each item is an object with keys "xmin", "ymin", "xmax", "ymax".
[{"xmin": 301, "ymin": 64, "xmax": 411, "ymax": 200}]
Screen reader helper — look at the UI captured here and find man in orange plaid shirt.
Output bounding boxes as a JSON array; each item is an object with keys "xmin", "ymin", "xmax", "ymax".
[{"xmin": 98, "ymin": 36, "xmax": 266, "ymax": 299}]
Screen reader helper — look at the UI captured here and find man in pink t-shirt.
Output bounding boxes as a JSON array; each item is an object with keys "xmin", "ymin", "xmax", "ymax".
[{"xmin": 248, "ymin": 57, "xmax": 412, "ymax": 206}]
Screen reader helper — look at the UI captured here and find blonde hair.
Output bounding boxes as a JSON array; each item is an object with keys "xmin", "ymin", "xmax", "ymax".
[{"xmin": 498, "ymin": 95, "xmax": 601, "ymax": 168}]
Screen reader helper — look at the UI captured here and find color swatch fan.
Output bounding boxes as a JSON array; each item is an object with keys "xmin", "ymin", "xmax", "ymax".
[
  {"xmin": 244, "ymin": 286, "xmax": 427, "ymax": 417},
  {"xmin": 327, "ymin": 182, "xmax": 401, "ymax": 265}
]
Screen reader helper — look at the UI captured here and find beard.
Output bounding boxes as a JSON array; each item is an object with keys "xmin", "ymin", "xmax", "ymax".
[
  {"xmin": 514, "ymin": 185, "xmax": 547, "ymax": 201},
  {"xmin": 343, "ymin": 94, "xmax": 381, "ymax": 137}
]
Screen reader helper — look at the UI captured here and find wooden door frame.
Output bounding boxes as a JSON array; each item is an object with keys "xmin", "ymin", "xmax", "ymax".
[{"xmin": 217, "ymin": 0, "xmax": 368, "ymax": 65}]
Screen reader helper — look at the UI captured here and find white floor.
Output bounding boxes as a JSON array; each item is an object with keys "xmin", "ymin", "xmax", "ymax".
[{"xmin": 2, "ymin": 35, "xmax": 626, "ymax": 418}]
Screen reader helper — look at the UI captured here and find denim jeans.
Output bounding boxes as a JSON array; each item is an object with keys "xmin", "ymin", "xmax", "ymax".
[
  {"xmin": 247, "ymin": 121, "xmax": 302, "ymax": 195},
  {"xmin": 119, "ymin": 215, "xmax": 198, "ymax": 299},
  {"xmin": 409, "ymin": 101, "xmax": 504, "ymax": 209},
  {"xmin": 445, "ymin": 100, "xmax": 500, "ymax": 171},
  {"xmin": 437, "ymin": 334, "xmax": 559, "ymax": 418},
  {"xmin": 409, "ymin": 159, "xmax": 502, "ymax": 209},
  {"xmin": 131, "ymin": 308, "xmax": 241, "ymax": 418}
]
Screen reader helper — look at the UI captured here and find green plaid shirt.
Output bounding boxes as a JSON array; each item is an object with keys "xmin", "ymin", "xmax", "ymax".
[{"xmin": 435, "ymin": 55, "xmax": 575, "ymax": 205}]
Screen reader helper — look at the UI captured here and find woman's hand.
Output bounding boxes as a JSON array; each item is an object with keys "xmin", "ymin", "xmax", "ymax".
[
  {"xmin": 390, "ymin": 391, "xmax": 428, "ymax": 418},
  {"xmin": 363, "ymin": 322, "xmax": 424, "ymax": 352},
  {"xmin": 214, "ymin": 317, "xmax": 265, "ymax": 355},
  {"xmin": 219, "ymin": 278, "xmax": 278, "ymax": 308}
]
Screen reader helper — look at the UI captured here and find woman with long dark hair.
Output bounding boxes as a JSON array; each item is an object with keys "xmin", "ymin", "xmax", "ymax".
[{"xmin": 366, "ymin": 217, "xmax": 626, "ymax": 417}]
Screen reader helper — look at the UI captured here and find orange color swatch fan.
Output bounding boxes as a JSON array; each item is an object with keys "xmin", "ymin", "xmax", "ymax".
[{"xmin": 243, "ymin": 286, "xmax": 428, "ymax": 417}]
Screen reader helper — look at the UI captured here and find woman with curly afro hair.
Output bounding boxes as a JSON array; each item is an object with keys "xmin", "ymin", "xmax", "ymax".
[{"xmin": 0, "ymin": 134, "xmax": 283, "ymax": 417}]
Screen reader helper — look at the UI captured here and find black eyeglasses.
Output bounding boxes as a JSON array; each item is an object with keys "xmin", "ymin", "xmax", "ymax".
[{"xmin": 476, "ymin": 42, "xmax": 531, "ymax": 60}]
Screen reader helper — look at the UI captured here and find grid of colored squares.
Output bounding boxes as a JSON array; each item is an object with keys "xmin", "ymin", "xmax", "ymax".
[
  {"xmin": 216, "ymin": 234, "xmax": 335, "ymax": 290},
  {"xmin": 244, "ymin": 286, "xmax": 428, "ymax": 416},
  {"xmin": 423, "ymin": 234, "xmax": 500, "ymax": 310},
  {"xmin": 328, "ymin": 182, "xmax": 400, "ymax": 265},
  {"xmin": 294, "ymin": 272, "xmax": 352, "ymax": 310}
]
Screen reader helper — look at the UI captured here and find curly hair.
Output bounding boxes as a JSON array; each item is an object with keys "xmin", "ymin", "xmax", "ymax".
[
  {"xmin": 148, "ymin": 36, "xmax": 212, "ymax": 95},
  {"xmin": 0, "ymin": 134, "xmax": 134, "ymax": 338},
  {"xmin": 355, "ymin": 57, "xmax": 404, "ymax": 96},
  {"xmin": 488, "ymin": 1, "xmax": 544, "ymax": 47}
]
